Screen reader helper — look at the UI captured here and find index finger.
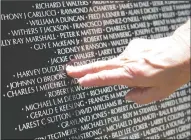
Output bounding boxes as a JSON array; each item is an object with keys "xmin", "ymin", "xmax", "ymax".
[
  {"xmin": 66, "ymin": 59, "xmax": 121, "ymax": 78},
  {"xmin": 78, "ymin": 68, "xmax": 135, "ymax": 87}
]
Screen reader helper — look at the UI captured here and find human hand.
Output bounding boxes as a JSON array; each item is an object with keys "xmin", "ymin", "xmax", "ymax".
[{"xmin": 66, "ymin": 20, "xmax": 190, "ymax": 104}]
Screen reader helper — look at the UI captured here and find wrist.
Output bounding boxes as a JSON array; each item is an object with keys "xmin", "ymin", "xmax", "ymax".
[
  {"xmin": 172, "ymin": 19, "xmax": 190, "ymax": 49},
  {"xmin": 170, "ymin": 36, "xmax": 190, "ymax": 75},
  {"xmin": 171, "ymin": 20, "xmax": 191, "ymax": 81}
]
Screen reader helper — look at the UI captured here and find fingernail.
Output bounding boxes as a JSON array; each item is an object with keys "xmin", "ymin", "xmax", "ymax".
[
  {"xmin": 78, "ymin": 78, "xmax": 83, "ymax": 84},
  {"xmin": 78, "ymin": 78, "xmax": 89, "ymax": 87},
  {"xmin": 66, "ymin": 65, "xmax": 74, "ymax": 72}
]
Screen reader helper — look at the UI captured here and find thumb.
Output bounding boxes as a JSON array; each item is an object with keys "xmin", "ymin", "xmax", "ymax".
[{"xmin": 125, "ymin": 87, "xmax": 162, "ymax": 104}]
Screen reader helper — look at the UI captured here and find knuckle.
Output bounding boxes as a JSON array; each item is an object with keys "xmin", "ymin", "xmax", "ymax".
[
  {"xmin": 96, "ymin": 73, "xmax": 106, "ymax": 81},
  {"xmin": 122, "ymin": 65, "xmax": 134, "ymax": 81},
  {"xmin": 123, "ymin": 64, "xmax": 145, "ymax": 78},
  {"xmin": 85, "ymin": 74, "xmax": 92, "ymax": 79},
  {"xmin": 92, "ymin": 64, "xmax": 100, "ymax": 73}
]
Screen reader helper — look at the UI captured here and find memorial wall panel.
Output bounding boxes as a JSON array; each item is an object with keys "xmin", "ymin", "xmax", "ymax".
[{"xmin": 1, "ymin": 1, "xmax": 191, "ymax": 139}]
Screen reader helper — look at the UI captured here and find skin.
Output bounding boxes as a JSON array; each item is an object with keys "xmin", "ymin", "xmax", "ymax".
[{"xmin": 66, "ymin": 19, "xmax": 190, "ymax": 105}]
